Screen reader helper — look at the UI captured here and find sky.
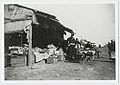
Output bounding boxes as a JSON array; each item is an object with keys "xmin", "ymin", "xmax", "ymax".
[{"xmin": 22, "ymin": 4, "xmax": 115, "ymax": 46}]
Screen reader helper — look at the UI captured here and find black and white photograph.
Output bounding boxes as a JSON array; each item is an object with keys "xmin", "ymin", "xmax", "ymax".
[{"xmin": 4, "ymin": 3, "xmax": 117, "ymax": 80}]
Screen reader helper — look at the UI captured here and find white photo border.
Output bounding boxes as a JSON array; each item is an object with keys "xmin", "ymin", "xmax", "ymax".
[{"xmin": 0, "ymin": 0, "xmax": 119, "ymax": 85}]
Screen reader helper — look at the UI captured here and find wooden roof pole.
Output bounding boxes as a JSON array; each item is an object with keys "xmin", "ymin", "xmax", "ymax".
[{"xmin": 28, "ymin": 24, "xmax": 33, "ymax": 67}]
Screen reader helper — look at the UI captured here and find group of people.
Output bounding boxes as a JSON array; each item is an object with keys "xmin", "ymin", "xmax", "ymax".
[{"xmin": 65, "ymin": 34, "xmax": 96, "ymax": 61}]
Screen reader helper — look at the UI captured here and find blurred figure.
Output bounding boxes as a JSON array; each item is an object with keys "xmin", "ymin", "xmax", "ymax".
[
  {"xmin": 84, "ymin": 42, "xmax": 92, "ymax": 50},
  {"xmin": 66, "ymin": 34, "xmax": 76, "ymax": 60},
  {"xmin": 107, "ymin": 40, "xmax": 115, "ymax": 59},
  {"xmin": 75, "ymin": 38, "xmax": 81, "ymax": 55},
  {"xmin": 99, "ymin": 44, "xmax": 101, "ymax": 48},
  {"xmin": 107, "ymin": 42, "xmax": 111, "ymax": 58},
  {"xmin": 110, "ymin": 40, "xmax": 115, "ymax": 52}
]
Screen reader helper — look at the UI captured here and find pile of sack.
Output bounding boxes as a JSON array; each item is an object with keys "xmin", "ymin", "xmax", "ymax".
[
  {"xmin": 8, "ymin": 44, "xmax": 65, "ymax": 64},
  {"xmin": 32, "ymin": 44, "xmax": 65, "ymax": 64}
]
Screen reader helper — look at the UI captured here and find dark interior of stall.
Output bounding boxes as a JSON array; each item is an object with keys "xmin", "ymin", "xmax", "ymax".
[
  {"xmin": 4, "ymin": 31, "xmax": 28, "ymax": 54},
  {"xmin": 32, "ymin": 14, "xmax": 67, "ymax": 49}
]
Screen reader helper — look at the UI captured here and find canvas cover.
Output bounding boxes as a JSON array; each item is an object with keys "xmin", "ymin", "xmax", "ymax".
[{"xmin": 4, "ymin": 20, "xmax": 32, "ymax": 33}]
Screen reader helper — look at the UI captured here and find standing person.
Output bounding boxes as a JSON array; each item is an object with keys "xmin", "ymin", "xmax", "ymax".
[
  {"xmin": 107, "ymin": 42, "xmax": 111, "ymax": 58},
  {"xmin": 75, "ymin": 38, "xmax": 80, "ymax": 54},
  {"xmin": 84, "ymin": 41, "xmax": 92, "ymax": 50},
  {"xmin": 67, "ymin": 34, "xmax": 75, "ymax": 44},
  {"xmin": 94, "ymin": 46, "xmax": 101, "ymax": 59},
  {"xmin": 75, "ymin": 38, "xmax": 80, "ymax": 46},
  {"xmin": 80, "ymin": 39, "xmax": 85, "ymax": 49},
  {"xmin": 66, "ymin": 33, "xmax": 76, "ymax": 60},
  {"xmin": 110, "ymin": 40, "xmax": 115, "ymax": 59},
  {"xmin": 99, "ymin": 44, "xmax": 102, "ymax": 48},
  {"xmin": 23, "ymin": 44, "xmax": 29, "ymax": 66},
  {"xmin": 110, "ymin": 40, "xmax": 115, "ymax": 52}
]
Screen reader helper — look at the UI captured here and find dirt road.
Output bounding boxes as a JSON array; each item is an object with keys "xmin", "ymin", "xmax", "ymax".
[{"xmin": 5, "ymin": 59, "xmax": 115, "ymax": 80}]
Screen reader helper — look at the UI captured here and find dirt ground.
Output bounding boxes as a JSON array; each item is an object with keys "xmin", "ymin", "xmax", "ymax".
[
  {"xmin": 5, "ymin": 47, "xmax": 115, "ymax": 80},
  {"xmin": 5, "ymin": 59, "xmax": 115, "ymax": 80}
]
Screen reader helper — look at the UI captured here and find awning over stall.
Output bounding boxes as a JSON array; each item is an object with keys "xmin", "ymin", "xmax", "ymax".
[{"xmin": 4, "ymin": 20, "xmax": 32, "ymax": 34}]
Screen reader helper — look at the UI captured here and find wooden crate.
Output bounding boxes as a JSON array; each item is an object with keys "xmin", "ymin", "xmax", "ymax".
[
  {"xmin": 5, "ymin": 54, "xmax": 11, "ymax": 67},
  {"xmin": 47, "ymin": 57, "xmax": 58, "ymax": 64},
  {"xmin": 10, "ymin": 55, "xmax": 26, "ymax": 67}
]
